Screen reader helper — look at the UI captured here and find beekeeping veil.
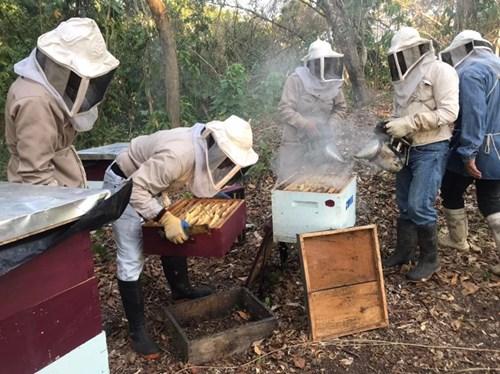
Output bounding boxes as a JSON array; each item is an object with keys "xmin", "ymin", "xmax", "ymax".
[
  {"xmin": 13, "ymin": 17, "xmax": 119, "ymax": 132},
  {"xmin": 388, "ymin": 27, "xmax": 436, "ymax": 114},
  {"xmin": 190, "ymin": 116, "xmax": 259, "ymax": 198},
  {"xmin": 297, "ymin": 39, "xmax": 344, "ymax": 101},
  {"xmin": 440, "ymin": 30, "xmax": 494, "ymax": 68}
]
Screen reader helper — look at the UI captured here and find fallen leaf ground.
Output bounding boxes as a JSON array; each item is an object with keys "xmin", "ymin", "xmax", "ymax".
[{"xmin": 93, "ymin": 94, "xmax": 499, "ymax": 373}]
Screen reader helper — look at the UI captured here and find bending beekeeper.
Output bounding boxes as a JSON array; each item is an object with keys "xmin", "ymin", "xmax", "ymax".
[
  {"xmin": 382, "ymin": 27, "xmax": 459, "ymax": 282},
  {"xmin": 103, "ymin": 115, "xmax": 258, "ymax": 359},
  {"xmin": 277, "ymin": 38, "xmax": 347, "ymax": 181},
  {"xmin": 5, "ymin": 17, "xmax": 118, "ymax": 187},
  {"xmin": 438, "ymin": 31, "xmax": 500, "ymax": 276}
]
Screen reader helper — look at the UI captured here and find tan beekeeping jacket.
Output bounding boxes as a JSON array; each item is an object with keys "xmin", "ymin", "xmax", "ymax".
[
  {"xmin": 278, "ymin": 72, "xmax": 347, "ymax": 144},
  {"xmin": 5, "ymin": 77, "xmax": 86, "ymax": 187},
  {"xmin": 397, "ymin": 60, "xmax": 459, "ymax": 146},
  {"xmin": 115, "ymin": 127, "xmax": 195, "ymax": 220}
]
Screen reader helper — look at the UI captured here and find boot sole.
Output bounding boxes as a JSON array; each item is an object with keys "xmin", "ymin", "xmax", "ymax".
[
  {"xmin": 142, "ymin": 352, "xmax": 161, "ymax": 360},
  {"xmin": 406, "ymin": 266, "xmax": 441, "ymax": 283}
]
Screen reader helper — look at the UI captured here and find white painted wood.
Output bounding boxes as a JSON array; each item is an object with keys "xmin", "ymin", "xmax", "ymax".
[
  {"xmin": 36, "ymin": 331, "xmax": 109, "ymax": 374},
  {"xmin": 272, "ymin": 177, "xmax": 356, "ymax": 243}
]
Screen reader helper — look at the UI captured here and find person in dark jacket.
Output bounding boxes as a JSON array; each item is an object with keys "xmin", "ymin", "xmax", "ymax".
[{"xmin": 439, "ymin": 30, "xmax": 500, "ymax": 276}]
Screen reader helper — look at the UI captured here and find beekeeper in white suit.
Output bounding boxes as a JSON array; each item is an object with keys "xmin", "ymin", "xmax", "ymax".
[
  {"xmin": 381, "ymin": 27, "xmax": 459, "ymax": 282},
  {"xmin": 5, "ymin": 17, "xmax": 119, "ymax": 187},
  {"xmin": 103, "ymin": 115, "xmax": 258, "ymax": 359},
  {"xmin": 277, "ymin": 38, "xmax": 347, "ymax": 181}
]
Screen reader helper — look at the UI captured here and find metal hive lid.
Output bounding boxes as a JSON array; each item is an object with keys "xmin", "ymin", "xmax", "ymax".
[{"xmin": 0, "ymin": 182, "xmax": 110, "ymax": 245}]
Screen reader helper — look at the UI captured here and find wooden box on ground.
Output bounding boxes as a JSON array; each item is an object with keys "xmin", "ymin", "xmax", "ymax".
[
  {"xmin": 165, "ymin": 287, "xmax": 277, "ymax": 364},
  {"xmin": 143, "ymin": 199, "xmax": 246, "ymax": 257},
  {"xmin": 298, "ymin": 224, "xmax": 388, "ymax": 341}
]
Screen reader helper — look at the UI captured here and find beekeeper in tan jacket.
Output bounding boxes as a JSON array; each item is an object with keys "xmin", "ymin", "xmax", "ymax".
[
  {"xmin": 5, "ymin": 18, "xmax": 119, "ymax": 187},
  {"xmin": 102, "ymin": 115, "xmax": 258, "ymax": 359},
  {"xmin": 277, "ymin": 38, "xmax": 347, "ymax": 181},
  {"xmin": 381, "ymin": 27, "xmax": 459, "ymax": 282}
]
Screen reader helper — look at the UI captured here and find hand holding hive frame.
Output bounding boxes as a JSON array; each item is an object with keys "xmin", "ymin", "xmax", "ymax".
[{"xmin": 168, "ymin": 199, "xmax": 241, "ymax": 229}]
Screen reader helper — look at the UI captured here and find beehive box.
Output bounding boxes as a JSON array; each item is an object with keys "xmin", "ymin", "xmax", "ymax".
[
  {"xmin": 165, "ymin": 287, "xmax": 277, "ymax": 364},
  {"xmin": 298, "ymin": 225, "xmax": 388, "ymax": 340},
  {"xmin": 0, "ymin": 231, "xmax": 107, "ymax": 373},
  {"xmin": 142, "ymin": 199, "xmax": 246, "ymax": 257},
  {"xmin": 272, "ymin": 176, "xmax": 356, "ymax": 243}
]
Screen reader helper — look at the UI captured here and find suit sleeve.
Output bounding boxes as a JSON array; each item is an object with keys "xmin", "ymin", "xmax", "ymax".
[
  {"xmin": 409, "ymin": 63, "xmax": 460, "ymax": 131},
  {"xmin": 11, "ymin": 96, "xmax": 59, "ymax": 185},
  {"xmin": 129, "ymin": 152, "xmax": 185, "ymax": 220},
  {"xmin": 455, "ymin": 70, "xmax": 488, "ymax": 161},
  {"xmin": 278, "ymin": 75, "xmax": 310, "ymax": 130}
]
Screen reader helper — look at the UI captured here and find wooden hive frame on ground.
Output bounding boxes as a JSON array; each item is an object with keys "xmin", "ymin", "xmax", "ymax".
[{"xmin": 298, "ymin": 224, "xmax": 388, "ymax": 340}]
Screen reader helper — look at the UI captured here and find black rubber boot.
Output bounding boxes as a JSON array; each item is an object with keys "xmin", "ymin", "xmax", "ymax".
[
  {"xmin": 117, "ymin": 279, "xmax": 160, "ymax": 359},
  {"xmin": 407, "ymin": 224, "xmax": 440, "ymax": 282},
  {"xmin": 161, "ymin": 256, "xmax": 213, "ymax": 300},
  {"xmin": 383, "ymin": 219, "xmax": 418, "ymax": 268}
]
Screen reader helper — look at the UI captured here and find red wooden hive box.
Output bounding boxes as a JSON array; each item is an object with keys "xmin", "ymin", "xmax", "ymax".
[
  {"xmin": 0, "ymin": 231, "xmax": 102, "ymax": 374},
  {"xmin": 142, "ymin": 198, "xmax": 246, "ymax": 257}
]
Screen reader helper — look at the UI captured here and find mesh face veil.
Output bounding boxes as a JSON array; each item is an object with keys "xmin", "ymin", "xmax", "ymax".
[
  {"xmin": 440, "ymin": 39, "xmax": 493, "ymax": 67},
  {"xmin": 35, "ymin": 48, "xmax": 116, "ymax": 115},
  {"xmin": 388, "ymin": 42, "xmax": 431, "ymax": 81},
  {"xmin": 203, "ymin": 131, "xmax": 242, "ymax": 191},
  {"xmin": 307, "ymin": 56, "xmax": 344, "ymax": 82}
]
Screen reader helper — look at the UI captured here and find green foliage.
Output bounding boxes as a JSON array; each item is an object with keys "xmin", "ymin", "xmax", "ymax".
[
  {"xmin": 249, "ymin": 72, "xmax": 286, "ymax": 118},
  {"xmin": 0, "ymin": 0, "xmax": 499, "ymax": 180},
  {"xmin": 247, "ymin": 138, "xmax": 274, "ymax": 179},
  {"xmin": 211, "ymin": 63, "xmax": 249, "ymax": 118}
]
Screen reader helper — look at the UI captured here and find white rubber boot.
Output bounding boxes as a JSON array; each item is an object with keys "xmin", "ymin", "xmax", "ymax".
[
  {"xmin": 438, "ymin": 208, "xmax": 470, "ymax": 251},
  {"xmin": 486, "ymin": 212, "xmax": 500, "ymax": 276}
]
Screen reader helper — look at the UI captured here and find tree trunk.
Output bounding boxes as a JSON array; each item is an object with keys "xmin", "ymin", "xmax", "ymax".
[
  {"xmin": 146, "ymin": 0, "xmax": 181, "ymax": 127},
  {"xmin": 456, "ymin": 0, "xmax": 477, "ymax": 31},
  {"xmin": 322, "ymin": 0, "xmax": 370, "ymax": 107}
]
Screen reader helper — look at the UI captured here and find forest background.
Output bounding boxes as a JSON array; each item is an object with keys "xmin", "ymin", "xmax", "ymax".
[{"xmin": 0, "ymin": 0, "xmax": 499, "ymax": 177}]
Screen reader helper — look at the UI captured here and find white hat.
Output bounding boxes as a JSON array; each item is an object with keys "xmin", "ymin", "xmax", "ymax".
[
  {"xmin": 441, "ymin": 30, "xmax": 492, "ymax": 54},
  {"xmin": 37, "ymin": 17, "xmax": 119, "ymax": 78},
  {"xmin": 389, "ymin": 27, "xmax": 430, "ymax": 54},
  {"xmin": 303, "ymin": 38, "xmax": 343, "ymax": 62},
  {"xmin": 205, "ymin": 115, "xmax": 259, "ymax": 168}
]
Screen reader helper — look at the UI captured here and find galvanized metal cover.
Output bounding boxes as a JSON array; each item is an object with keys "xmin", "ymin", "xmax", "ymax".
[
  {"xmin": 77, "ymin": 142, "xmax": 129, "ymax": 160},
  {"xmin": 0, "ymin": 183, "xmax": 110, "ymax": 245}
]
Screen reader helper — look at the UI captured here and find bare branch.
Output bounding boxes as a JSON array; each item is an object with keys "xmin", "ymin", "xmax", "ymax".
[{"xmin": 208, "ymin": 1, "xmax": 307, "ymax": 42}]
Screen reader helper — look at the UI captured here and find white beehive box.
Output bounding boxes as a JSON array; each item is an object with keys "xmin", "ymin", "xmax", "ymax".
[{"xmin": 272, "ymin": 176, "xmax": 356, "ymax": 243}]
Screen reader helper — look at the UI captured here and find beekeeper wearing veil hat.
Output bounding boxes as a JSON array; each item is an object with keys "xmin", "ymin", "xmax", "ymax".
[
  {"xmin": 277, "ymin": 38, "xmax": 347, "ymax": 182},
  {"xmin": 438, "ymin": 30, "xmax": 500, "ymax": 276},
  {"xmin": 381, "ymin": 27, "xmax": 459, "ymax": 282},
  {"xmin": 102, "ymin": 115, "xmax": 258, "ymax": 359},
  {"xmin": 5, "ymin": 17, "xmax": 119, "ymax": 187}
]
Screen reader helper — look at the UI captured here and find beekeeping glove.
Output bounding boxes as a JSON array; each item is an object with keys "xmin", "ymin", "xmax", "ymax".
[
  {"xmin": 159, "ymin": 212, "xmax": 188, "ymax": 244},
  {"xmin": 304, "ymin": 121, "xmax": 321, "ymax": 139},
  {"xmin": 385, "ymin": 117, "xmax": 415, "ymax": 138}
]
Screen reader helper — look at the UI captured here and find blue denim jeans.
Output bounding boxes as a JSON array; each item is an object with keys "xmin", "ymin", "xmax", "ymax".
[{"xmin": 396, "ymin": 141, "xmax": 449, "ymax": 226}]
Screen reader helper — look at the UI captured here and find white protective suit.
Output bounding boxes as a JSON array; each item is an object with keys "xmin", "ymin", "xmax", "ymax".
[
  {"xmin": 387, "ymin": 27, "xmax": 459, "ymax": 144},
  {"xmin": 277, "ymin": 66, "xmax": 347, "ymax": 181},
  {"xmin": 104, "ymin": 118, "xmax": 258, "ymax": 281}
]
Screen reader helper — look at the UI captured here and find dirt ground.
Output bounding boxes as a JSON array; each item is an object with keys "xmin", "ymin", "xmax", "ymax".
[{"xmin": 93, "ymin": 97, "xmax": 500, "ymax": 373}]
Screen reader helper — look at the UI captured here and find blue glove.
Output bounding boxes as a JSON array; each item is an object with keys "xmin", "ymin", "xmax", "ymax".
[{"xmin": 181, "ymin": 220, "xmax": 190, "ymax": 235}]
